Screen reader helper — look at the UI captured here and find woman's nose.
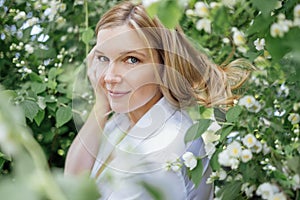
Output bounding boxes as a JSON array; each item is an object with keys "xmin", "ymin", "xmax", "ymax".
[{"xmin": 103, "ymin": 62, "xmax": 122, "ymax": 83}]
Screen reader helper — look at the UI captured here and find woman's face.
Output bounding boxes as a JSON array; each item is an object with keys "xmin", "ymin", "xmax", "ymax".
[{"xmin": 92, "ymin": 25, "xmax": 162, "ymax": 117}]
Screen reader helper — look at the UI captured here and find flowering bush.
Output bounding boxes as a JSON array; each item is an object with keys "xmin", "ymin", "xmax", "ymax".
[
  {"xmin": 1, "ymin": 0, "xmax": 300, "ymax": 199},
  {"xmin": 208, "ymin": 76, "xmax": 300, "ymax": 199},
  {"xmin": 145, "ymin": 0, "xmax": 300, "ymax": 199},
  {"xmin": 0, "ymin": 0, "xmax": 123, "ymax": 172}
]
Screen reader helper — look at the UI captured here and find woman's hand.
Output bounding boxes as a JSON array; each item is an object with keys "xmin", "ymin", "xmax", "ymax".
[{"xmin": 87, "ymin": 47, "xmax": 111, "ymax": 115}]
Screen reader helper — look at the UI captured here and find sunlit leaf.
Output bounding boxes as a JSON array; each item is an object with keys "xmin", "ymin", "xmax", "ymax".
[
  {"xmin": 56, "ymin": 106, "xmax": 72, "ymax": 127},
  {"xmin": 19, "ymin": 100, "xmax": 40, "ymax": 122},
  {"xmin": 82, "ymin": 28, "xmax": 94, "ymax": 45},
  {"xmin": 225, "ymin": 105, "xmax": 242, "ymax": 123},
  {"xmin": 184, "ymin": 119, "xmax": 213, "ymax": 143},
  {"xmin": 190, "ymin": 159, "xmax": 203, "ymax": 188}
]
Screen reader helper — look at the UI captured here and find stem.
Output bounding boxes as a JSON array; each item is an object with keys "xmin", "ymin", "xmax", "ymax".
[
  {"xmin": 84, "ymin": 0, "xmax": 89, "ymax": 57},
  {"xmin": 21, "ymin": 129, "xmax": 67, "ymax": 200}
]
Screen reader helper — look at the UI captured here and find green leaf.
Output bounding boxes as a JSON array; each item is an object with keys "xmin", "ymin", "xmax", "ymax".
[
  {"xmin": 31, "ymin": 82, "xmax": 46, "ymax": 94},
  {"xmin": 225, "ymin": 105, "xmax": 242, "ymax": 123},
  {"xmin": 210, "ymin": 148, "xmax": 221, "ymax": 171},
  {"xmin": 29, "ymin": 72, "xmax": 43, "ymax": 82},
  {"xmin": 55, "ymin": 172, "xmax": 101, "ymax": 200},
  {"xmin": 140, "ymin": 181, "xmax": 164, "ymax": 200},
  {"xmin": 48, "ymin": 67, "xmax": 64, "ymax": 80},
  {"xmin": 251, "ymin": 0, "xmax": 278, "ymax": 18},
  {"xmin": 34, "ymin": 110, "xmax": 45, "ymax": 126},
  {"xmin": 212, "ymin": 6, "xmax": 230, "ymax": 34},
  {"xmin": 157, "ymin": 0, "xmax": 183, "ymax": 28},
  {"xmin": 190, "ymin": 159, "xmax": 203, "ymax": 188},
  {"xmin": 287, "ymin": 156, "xmax": 300, "ymax": 174},
  {"xmin": 214, "ymin": 107, "xmax": 226, "ymax": 123},
  {"xmin": 19, "ymin": 100, "xmax": 40, "ymax": 122},
  {"xmin": 145, "ymin": 1, "xmax": 160, "ymax": 18},
  {"xmin": 56, "ymin": 106, "xmax": 72, "ymax": 127},
  {"xmin": 219, "ymin": 125, "xmax": 234, "ymax": 142},
  {"xmin": 82, "ymin": 28, "xmax": 94, "ymax": 45},
  {"xmin": 184, "ymin": 119, "xmax": 213, "ymax": 143},
  {"xmin": 217, "ymin": 181, "xmax": 243, "ymax": 200}
]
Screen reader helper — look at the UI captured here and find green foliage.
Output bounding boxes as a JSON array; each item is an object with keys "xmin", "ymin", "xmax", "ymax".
[
  {"xmin": 1, "ymin": 0, "xmax": 300, "ymax": 199},
  {"xmin": 0, "ymin": 88, "xmax": 100, "ymax": 200},
  {"xmin": 184, "ymin": 119, "xmax": 213, "ymax": 143},
  {"xmin": 189, "ymin": 159, "xmax": 203, "ymax": 188},
  {"xmin": 0, "ymin": 0, "xmax": 123, "ymax": 173}
]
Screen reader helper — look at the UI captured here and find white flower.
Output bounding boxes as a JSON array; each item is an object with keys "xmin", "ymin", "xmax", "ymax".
[
  {"xmin": 142, "ymin": 0, "xmax": 159, "ymax": 7},
  {"xmin": 242, "ymin": 134, "xmax": 257, "ymax": 148},
  {"xmin": 292, "ymin": 174, "xmax": 300, "ymax": 190},
  {"xmin": 288, "ymin": 113, "xmax": 300, "ymax": 125},
  {"xmin": 13, "ymin": 11, "xmax": 26, "ymax": 21},
  {"xmin": 27, "ymin": 17, "xmax": 39, "ymax": 26},
  {"xmin": 293, "ymin": 102, "xmax": 300, "ymax": 111},
  {"xmin": 204, "ymin": 142, "xmax": 216, "ymax": 159},
  {"xmin": 222, "ymin": 37, "xmax": 230, "ymax": 44},
  {"xmin": 210, "ymin": 2, "xmax": 221, "ymax": 9},
  {"xmin": 278, "ymin": 19, "xmax": 292, "ymax": 33},
  {"xmin": 239, "ymin": 95, "xmax": 256, "ymax": 108},
  {"xmin": 25, "ymin": 44, "xmax": 34, "ymax": 54},
  {"xmin": 270, "ymin": 23, "xmax": 285, "ymax": 37},
  {"xmin": 202, "ymin": 130, "xmax": 220, "ymax": 143},
  {"xmin": 164, "ymin": 158, "xmax": 182, "ymax": 172},
  {"xmin": 252, "ymin": 140, "xmax": 262, "ymax": 153},
  {"xmin": 229, "ymin": 157, "xmax": 239, "ymax": 169},
  {"xmin": 222, "ymin": 0, "xmax": 238, "ymax": 8},
  {"xmin": 247, "ymin": 101, "xmax": 262, "ymax": 113},
  {"xmin": 275, "ymin": 1, "xmax": 283, "ymax": 9},
  {"xmin": 58, "ymin": 3, "xmax": 66, "ymax": 12},
  {"xmin": 182, "ymin": 152, "xmax": 197, "ymax": 170},
  {"xmin": 30, "ymin": 25, "xmax": 43, "ymax": 35},
  {"xmin": 227, "ymin": 141, "xmax": 242, "ymax": 158},
  {"xmin": 233, "ymin": 29, "xmax": 246, "ymax": 46},
  {"xmin": 170, "ymin": 163, "xmax": 182, "ymax": 172},
  {"xmin": 218, "ymin": 169, "xmax": 227, "ymax": 180},
  {"xmin": 196, "ymin": 18, "xmax": 211, "ymax": 33},
  {"xmin": 185, "ymin": 9, "xmax": 195, "ymax": 16},
  {"xmin": 218, "ymin": 149, "xmax": 231, "ymax": 167},
  {"xmin": 241, "ymin": 149, "xmax": 253, "ymax": 162},
  {"xmin": 294, "ymin": 4, "xmax": 300, "ymax": 19},
  {"xmin": 241, "ymin": 183, "xmax": 256, "ymax": 197},
  {"xmin": 207, "ymin": 171, "xmax": 218, "ymax": 184},
  {"xmin": 294, "ymin": 17, "xmax": 300, "ymax": 28},
  {"xmin": 237, "ymin": 46, "xmax": 248, "ymax": 54},
  {"xmin": 254, "ymin": 38, "xmax": 265, "ymax": 51},
  {"xmin": 256, "ymin": 183, "xmax": 279, "ymax": 199},
  {"xmin": 269, "ymin": 192, "xmax": 287, "ymax": 200},
  {"xmin": 194, "ymin": 2, "xmax": 209, "ymax": 17}
]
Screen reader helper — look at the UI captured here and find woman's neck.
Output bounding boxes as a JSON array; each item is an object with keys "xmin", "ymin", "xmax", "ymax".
[{"xmin": 128, "ymin": 91, "xmax": 162, "ymax": 126}]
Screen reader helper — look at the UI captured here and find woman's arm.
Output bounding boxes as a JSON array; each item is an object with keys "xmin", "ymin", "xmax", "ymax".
[
  {"xmin": 64, "ymin": 105, "xmax": 108, "ymax": 175},
  {"xmin": 64, "ymin": 47, "xmax": 110, "ymax": 175}
]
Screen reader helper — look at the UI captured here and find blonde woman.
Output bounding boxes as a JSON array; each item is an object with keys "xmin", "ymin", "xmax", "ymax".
[{"xmin": 65, "ymin": 1, "xmax": 250, "ymax": 199}]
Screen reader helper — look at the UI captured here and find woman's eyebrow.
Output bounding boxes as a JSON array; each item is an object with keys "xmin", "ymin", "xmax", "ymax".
[
  {"xmin": 93, "ymin": 48, "xmax": 147, "ymax": 58},
  {"xmin": 94, "ymin": 49, "xmax": 104, "ymax": 55},
  {"xmin": 119, "ymin": 50, "xmax": 146, "ymax": 58}
]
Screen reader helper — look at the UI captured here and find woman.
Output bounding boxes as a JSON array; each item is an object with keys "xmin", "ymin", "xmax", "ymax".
[{"xmin": 65, "ymin": 1, "xmax": 250, "ymax": 199}]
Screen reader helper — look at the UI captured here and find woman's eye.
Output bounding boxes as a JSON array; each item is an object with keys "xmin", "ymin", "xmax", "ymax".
[
  {"xmin": 126, "ymin": 56, "xmax": 140, "ymax": 64},
  {"xmin": 97, "ymin": 56, "xmax": 109, "ymax": 62}
]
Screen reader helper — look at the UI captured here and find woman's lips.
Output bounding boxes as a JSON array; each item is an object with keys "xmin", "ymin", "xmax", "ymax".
[{"xmin": 107, "ymin": 90, "xmax": 131, "ymax": 98}]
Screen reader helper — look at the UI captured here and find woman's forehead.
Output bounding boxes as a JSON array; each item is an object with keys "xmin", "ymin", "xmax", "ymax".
[{"xmin": 96, "ymin": 25, "xmax": 149, "ymax": 51}]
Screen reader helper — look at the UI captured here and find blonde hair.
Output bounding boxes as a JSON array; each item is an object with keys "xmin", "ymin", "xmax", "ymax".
[{"xmin": 95, "ymin": 1, "xmax": 253, "ymax": 108}]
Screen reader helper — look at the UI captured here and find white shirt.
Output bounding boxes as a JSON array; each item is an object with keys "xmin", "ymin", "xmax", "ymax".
[{"xmin": 90, "ymin": 98, "xmax": 213, "ymax": 200}]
